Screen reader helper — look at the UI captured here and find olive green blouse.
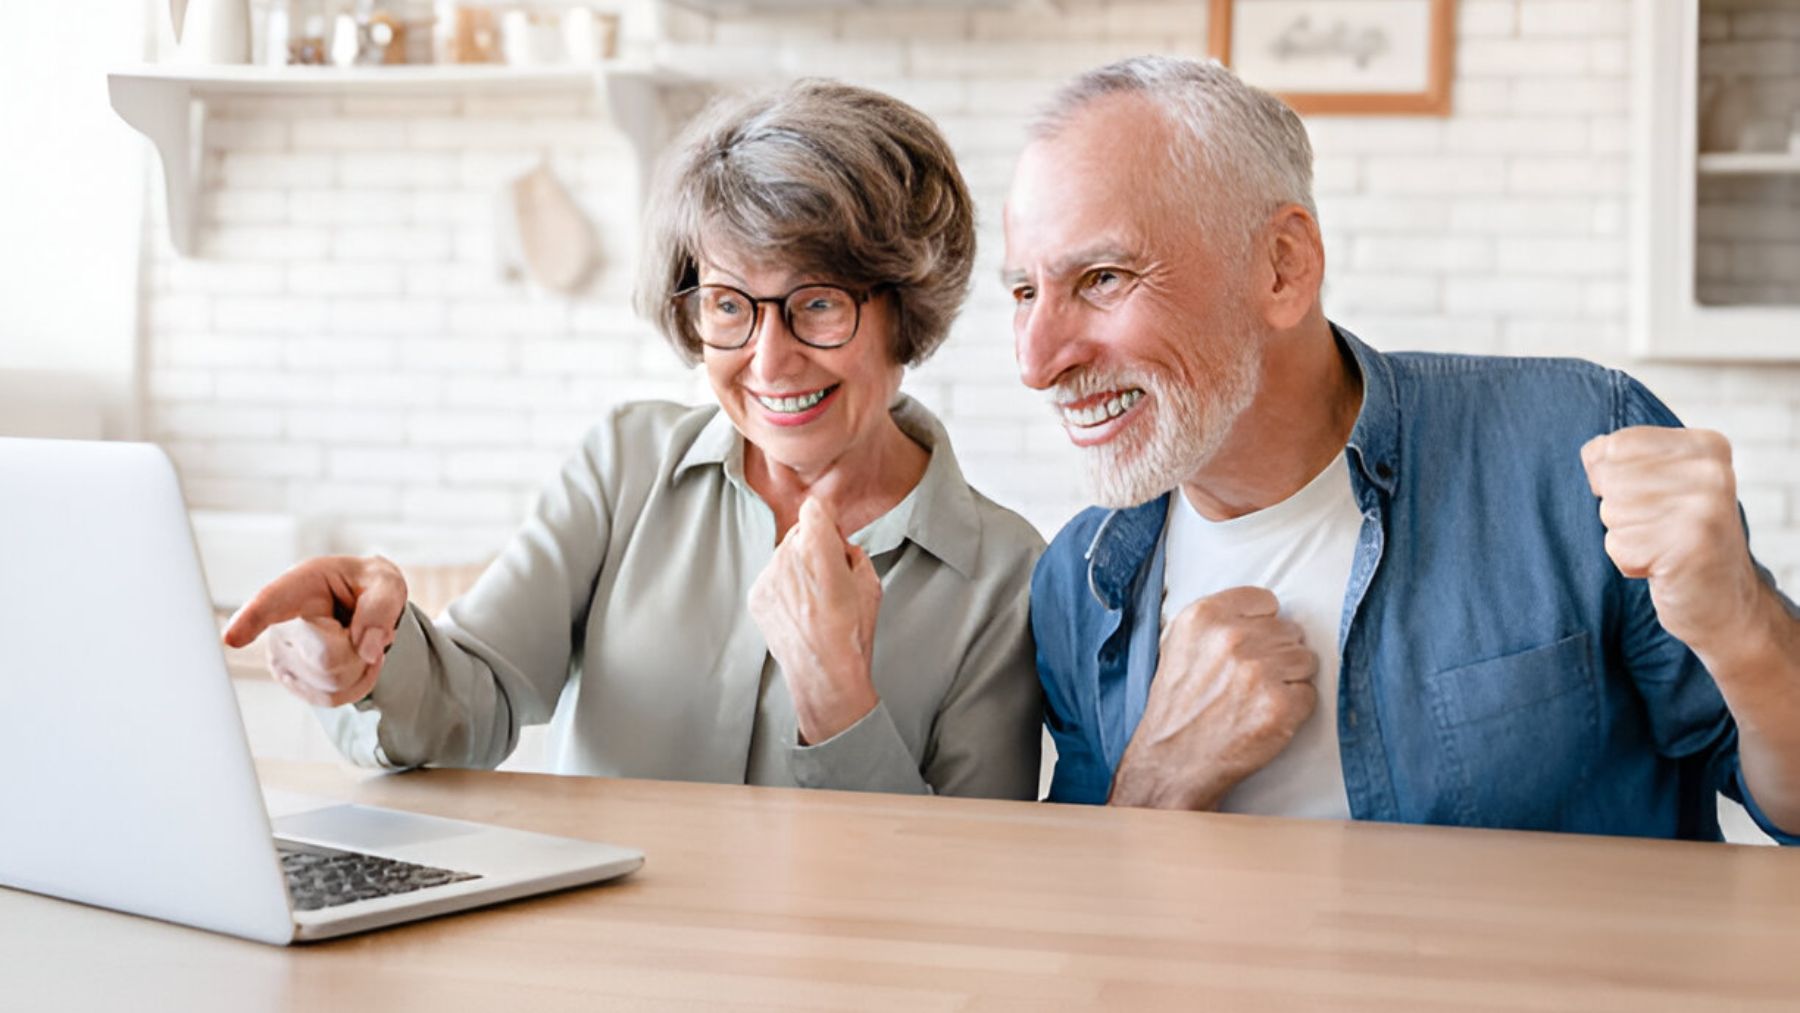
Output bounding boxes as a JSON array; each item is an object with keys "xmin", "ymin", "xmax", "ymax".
[{"xmin": 322, "ymin": 396, "xmax": 1045, "ymax": 799}]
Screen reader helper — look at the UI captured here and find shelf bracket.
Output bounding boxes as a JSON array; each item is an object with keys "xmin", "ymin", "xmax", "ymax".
[
  {"xmin": 599, "ymin": 71, "xmax": 716, "ymax": 215},
  {"xmin": 109, "ymin": 74, "xmax": 205, "ymax": 258}
]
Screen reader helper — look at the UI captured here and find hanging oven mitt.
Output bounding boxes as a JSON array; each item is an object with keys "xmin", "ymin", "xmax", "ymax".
[{"xmin": 497, "ymin": 160, "xmax": 599, "ymax": 294}]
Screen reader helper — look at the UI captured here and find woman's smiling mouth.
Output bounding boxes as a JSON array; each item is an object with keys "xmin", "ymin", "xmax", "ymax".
[{"xmin": 752, "ymin": 384, "xmax": 841, "ymax": 426}]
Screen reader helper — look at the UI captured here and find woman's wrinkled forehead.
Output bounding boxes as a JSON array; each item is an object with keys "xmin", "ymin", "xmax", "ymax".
[
  {"xmin": 695, "ymin": 250, "xmax": 800, "ymax": 293},
  {"xmin": 694, "ymin": 225, "xmax": 864, "ymax": 290}
]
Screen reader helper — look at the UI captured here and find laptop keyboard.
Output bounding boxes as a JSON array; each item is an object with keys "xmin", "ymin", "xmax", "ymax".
[{"xmin": 276, "ymin": 840, "xmax": 481, "ymax": 912}]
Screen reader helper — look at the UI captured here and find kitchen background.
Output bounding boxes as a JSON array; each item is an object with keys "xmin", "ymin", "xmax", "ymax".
[
  {"xmin": 3, "ymin": 0, "xmax": 1797, "ymax": 836},
  {"xmin": 136, "ymin": 0, "xmax": 1800, "ymax": 584}
]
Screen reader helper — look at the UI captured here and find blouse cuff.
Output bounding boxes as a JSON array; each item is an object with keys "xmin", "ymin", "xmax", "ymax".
[
  {"xmin": 788, "ymin": 700, "xmax": 930, "ymax": 795},
  {"xmin": 315, "ymin": 605, "xmax": 429, "ymax": 771}
]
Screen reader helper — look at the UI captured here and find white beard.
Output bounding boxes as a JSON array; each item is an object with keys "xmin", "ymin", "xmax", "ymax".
[{"xmin": 1058, "ymin": 337, "xmax": 1261, "ymax": 510}]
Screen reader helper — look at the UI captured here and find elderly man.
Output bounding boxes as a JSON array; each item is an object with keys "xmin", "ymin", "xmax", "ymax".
[{"xmin": 1005, "ymin": 55, "xmax": 1800, "ymax": 841}]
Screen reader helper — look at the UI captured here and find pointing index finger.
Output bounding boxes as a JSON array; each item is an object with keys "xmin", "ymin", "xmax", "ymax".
[{"xmin": 222, "ymin": 573, "xmax": 320, "ymax": 648}]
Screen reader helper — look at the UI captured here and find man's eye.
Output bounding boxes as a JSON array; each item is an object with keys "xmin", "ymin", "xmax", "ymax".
[
  {"xmin": 1080, "ymin": 268, "xmax": 1136, "ymax": 305},
  {"xmin": 1084, "ymin": 269, "xmax": 1125, "ymax": 292},
  {"xmin": 1010, "ymin": 285, "xmax": 1035, "ymax": 305}
]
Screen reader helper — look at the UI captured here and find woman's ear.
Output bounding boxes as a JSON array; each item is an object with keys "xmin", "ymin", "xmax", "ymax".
[{"xmin": 1259, "ymin": 205, "xmax": 1325, "ymax": 332}]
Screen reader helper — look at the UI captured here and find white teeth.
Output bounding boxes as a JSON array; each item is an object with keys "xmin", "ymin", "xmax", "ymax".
[
  {"xmin": 1060, "ymin": 389, "xmax": 1143, "ymax": 428},
  {"xmin": 756, "ymin": 387, "xmax": 832, "ymax": 413}
]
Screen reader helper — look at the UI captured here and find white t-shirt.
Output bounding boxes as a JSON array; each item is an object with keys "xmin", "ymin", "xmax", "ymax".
[{"xmin": 1160, "ymin": 452, "xmax": 1362, "ymax": 820}]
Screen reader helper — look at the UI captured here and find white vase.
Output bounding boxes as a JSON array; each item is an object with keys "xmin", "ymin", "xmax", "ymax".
[{"xmin": 177, "ymin": 0, "xmax": 252, "ymax": 64}]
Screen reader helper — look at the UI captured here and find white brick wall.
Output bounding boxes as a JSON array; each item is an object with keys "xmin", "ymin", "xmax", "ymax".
[{"xmin": 141, "ymin": 0, "xmax": 1800, "ymax": 598}]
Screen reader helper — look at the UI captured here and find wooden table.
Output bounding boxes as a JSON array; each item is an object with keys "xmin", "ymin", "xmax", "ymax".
[{"xmin": 4, "ymin": 761, "xmax": 1798, "ymax": 1011}]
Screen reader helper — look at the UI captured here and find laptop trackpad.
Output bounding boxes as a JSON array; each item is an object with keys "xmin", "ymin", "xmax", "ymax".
[{"xmin": 273, "ymin": 804, "xmax": 482, "ymax": 849}]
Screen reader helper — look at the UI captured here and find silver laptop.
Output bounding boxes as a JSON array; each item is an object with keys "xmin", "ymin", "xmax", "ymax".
[{"xmin": 0, "ymin": 437, "xmax": 643, "ymax": 944}]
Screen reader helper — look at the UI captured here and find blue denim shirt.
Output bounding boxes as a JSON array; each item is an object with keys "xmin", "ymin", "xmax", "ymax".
[{"xmin": 1033, "ymin": 326, "xmax": 1800, "ymax": 843}]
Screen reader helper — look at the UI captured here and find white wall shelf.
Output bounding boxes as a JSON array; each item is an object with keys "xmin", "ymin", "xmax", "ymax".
[
  {"xmin": 664, "ymin": 0, "xmax": 1016, "ymax": 11},
  {"xmin": 1697, "ymin": 152, "xmax": 1800, "ymax": 176},
  {"xmin": 108, "ymin": 63, "xmax": 709, "ymax": 257},
  {"xmin": 1632, "ymin": 0, "xmax": 1800, "ymax": 361}
]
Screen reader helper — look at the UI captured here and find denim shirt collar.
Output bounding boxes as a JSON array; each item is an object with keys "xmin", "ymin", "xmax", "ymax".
[
  {"xmin": 1339, "ymin": 325, "xmax": 1401, "ymax": 502},
  {"xmin": 1083, "ymin": 496, "xmax": 1170, "ymax": 611},
  {"xmin": 1083, "ymin": 323, "xmax": 1395, "ymax": 610}
]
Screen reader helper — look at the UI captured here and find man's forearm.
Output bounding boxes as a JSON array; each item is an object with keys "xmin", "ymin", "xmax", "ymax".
[
  {"xmin": 1106, "ymin": 739, "xmax": 1238, "ymax": 811},
  {"xmin": 1697, "ymin": 583, "xmax": 1800, "ymax": 834}
]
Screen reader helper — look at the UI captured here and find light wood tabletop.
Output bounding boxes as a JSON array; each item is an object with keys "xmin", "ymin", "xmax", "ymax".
[{"xmin": 3, "ymin": 760, "xmax": 1798, "ymax": 1012}]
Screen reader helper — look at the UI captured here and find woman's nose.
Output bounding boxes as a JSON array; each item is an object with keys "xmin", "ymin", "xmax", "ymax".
[{"xmin": 746, "ymin": 304, "xmax": 806, "ymax": 380}]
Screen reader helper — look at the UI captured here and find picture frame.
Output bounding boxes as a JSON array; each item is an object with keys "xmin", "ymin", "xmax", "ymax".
[{"xmin": 1207, "ymin": 0, "xmax": 1456, "ymax": 116}]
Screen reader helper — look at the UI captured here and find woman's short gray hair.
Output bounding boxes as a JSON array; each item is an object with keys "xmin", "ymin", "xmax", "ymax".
[
  {"xmin": 637, "ymin": 79, "xmax": 976, "ymax": 367},
  {"xmin": 1031, "ymin": 56, "xmax": 1316, "ymax": 247}
]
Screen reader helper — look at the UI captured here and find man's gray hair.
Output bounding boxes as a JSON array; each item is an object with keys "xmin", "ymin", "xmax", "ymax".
[
  {"xmin": 636, "ymin": 79, "xmax": 975, "ymax": 367},
  {"xmin": 1030, "ymin": 56, "xmax": 1317, "ymax": 242}
]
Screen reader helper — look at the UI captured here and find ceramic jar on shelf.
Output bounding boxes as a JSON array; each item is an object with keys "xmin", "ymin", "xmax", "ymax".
[{"xmin": 175, "ymin": 0, "xmax": 253, "ymax": 64}]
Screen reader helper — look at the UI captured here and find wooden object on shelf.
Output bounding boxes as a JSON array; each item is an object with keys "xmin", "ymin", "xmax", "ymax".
[
  {"xmin": 366, "ymin": 13, "xmax": 408, "ymax": 65},
  {"xmin": 450, "ymin": 5, "xmax": 503, "ymax": 63}
]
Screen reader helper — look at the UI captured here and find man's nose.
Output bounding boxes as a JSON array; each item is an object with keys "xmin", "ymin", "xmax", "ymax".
[{"xmin": 1014, "ymin": 297, "xmax": 1084, "ymax": 391}]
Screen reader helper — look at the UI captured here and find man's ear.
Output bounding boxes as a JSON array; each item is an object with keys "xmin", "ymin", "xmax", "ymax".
[{"xmin": 1258, "ymin": 205, "xmax": 1325, "ymax": 331}]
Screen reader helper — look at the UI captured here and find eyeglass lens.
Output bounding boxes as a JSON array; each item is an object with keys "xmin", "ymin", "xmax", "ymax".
[{"xmin": 688, "ymin": 285, "xmax": 859, "ymax": 349}]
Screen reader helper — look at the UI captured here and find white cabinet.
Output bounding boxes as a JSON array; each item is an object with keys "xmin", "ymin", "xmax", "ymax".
[{"xmin": 1633, "ymin": 0, "xmax": 1800, "ymax": 360}]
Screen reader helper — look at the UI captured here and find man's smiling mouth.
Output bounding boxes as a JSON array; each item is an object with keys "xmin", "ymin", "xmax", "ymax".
[{"xmin": 1057, "ymin": 388, "xmax": 1144, "ymax": 428}]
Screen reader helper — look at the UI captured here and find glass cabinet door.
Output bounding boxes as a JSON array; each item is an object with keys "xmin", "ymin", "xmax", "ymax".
[
  {"xmin": 1693, "ymin": 0, "xmax": 1800, "ymax": 310},
  {"xmin": 1636, "ymin": 0, "xmax": 1800, "ymax": 360}
]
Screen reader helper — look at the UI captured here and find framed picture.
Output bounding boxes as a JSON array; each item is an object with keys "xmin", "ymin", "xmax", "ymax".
[{"xmin": 1207, "ymin": 0, "xmax": 1456, "ymax": 115}]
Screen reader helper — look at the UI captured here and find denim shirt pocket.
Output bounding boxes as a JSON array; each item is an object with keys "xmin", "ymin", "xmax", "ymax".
[{"xmin": 1423, "ymin": 631, "xmax": 1598, "ymax": 829}]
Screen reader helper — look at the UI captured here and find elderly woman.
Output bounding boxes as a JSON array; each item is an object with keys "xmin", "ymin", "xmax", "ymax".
[{"xmin": 223, "ymin": 81, "xmax": 1045, "ymax": 799}]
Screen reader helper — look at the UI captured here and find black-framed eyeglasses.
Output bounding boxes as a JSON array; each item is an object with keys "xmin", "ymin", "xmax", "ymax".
[{"xmin": 673, "ymin": 282, "xmax": 885, "ymax": 351}]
